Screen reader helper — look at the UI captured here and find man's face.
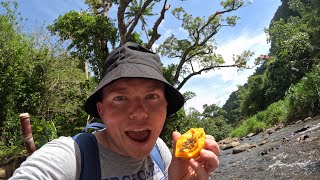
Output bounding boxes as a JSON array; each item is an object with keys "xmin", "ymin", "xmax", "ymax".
[{"xmin": 96, "ymin": 78, "xmax": 168, "ymax": 159}]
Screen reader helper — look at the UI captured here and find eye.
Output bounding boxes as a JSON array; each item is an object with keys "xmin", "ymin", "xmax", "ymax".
[
  {"xmin": 145, "ymin": 94, "xmax": 159, "ymax": 100},
  {"xmin": 113, "ymin": 96, "xmax": 127, "ymax": 101}
]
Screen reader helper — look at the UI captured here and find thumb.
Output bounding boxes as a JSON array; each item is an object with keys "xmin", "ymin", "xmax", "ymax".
[{"xmin": 172, "ymin": 131, "xmax": 181, "ymax": 158}]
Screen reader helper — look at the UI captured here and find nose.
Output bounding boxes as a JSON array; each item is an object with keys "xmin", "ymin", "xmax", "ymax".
[{"xmin": 128, "ymin": 99, "xmax": 148, "ymax": 120}]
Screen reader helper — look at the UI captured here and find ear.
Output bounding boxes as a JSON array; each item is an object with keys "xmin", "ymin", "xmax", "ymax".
[{"xmin": 96, "ymin": 101, "xmax": 103, "ymax": 118}]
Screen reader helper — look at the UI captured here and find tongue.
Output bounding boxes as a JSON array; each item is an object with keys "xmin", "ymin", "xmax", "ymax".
[{"xmin": 127, "ymin": 130, "xmax": 149, "ymax": 142}]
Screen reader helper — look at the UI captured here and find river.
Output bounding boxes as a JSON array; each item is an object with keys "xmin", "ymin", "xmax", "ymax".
[{"xmin": 211, "ymin": 116, "xmax": 320, "ymax": 179}]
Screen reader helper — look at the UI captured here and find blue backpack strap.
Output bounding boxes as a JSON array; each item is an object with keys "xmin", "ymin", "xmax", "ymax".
[
  {"xmin": 73, "ymin": 133, "xmax": 101, "ymax": 180},
  {"xmin": 151, "ymin": 143, "xmax": 165, "ymax": 177},
  {"xmin": 73, "ymin": 123, "xmax": 105, "ymax": 139},
  {"xmin": 81, "ymin": 122, "xmax": 106, "ymax": 133}
]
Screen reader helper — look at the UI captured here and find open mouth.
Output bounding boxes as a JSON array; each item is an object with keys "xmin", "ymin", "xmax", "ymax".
[{"xmin": 126, "ymin": 129, "xmax": 151, "ymax": 142}]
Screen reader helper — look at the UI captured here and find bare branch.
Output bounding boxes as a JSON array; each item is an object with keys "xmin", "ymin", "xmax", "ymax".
[
  {"xmin": 177, "ymin": 64, "xmax": 241, "ymax": 90},
  {"xmin": 198, "ymin": 2, "xmax": 243, "ymax": 33},
  {"xmin": 147, "ymin": 0, "xmax": 169, "ymax": 49},
  {"xmin": 172, "ymin": 43, "xmax": 199, "ymax": 84},
  {"xmin": 186, "ymin": 50, "xmax": 211, "ymax": 62}
]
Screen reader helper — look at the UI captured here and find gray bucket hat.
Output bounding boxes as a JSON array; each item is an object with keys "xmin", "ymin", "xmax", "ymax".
[{"xmin": 84, "ymin": 42, "xmax": 185, "ymax": 118}]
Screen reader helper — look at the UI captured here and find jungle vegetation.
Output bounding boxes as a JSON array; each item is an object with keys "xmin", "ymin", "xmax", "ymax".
[{"xmin": 0, "ymin": 0, "xmax": 319, "ymax": 159}]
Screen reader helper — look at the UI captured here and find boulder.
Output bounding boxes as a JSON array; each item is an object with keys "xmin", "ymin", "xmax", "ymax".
[{"xmin": 233, "ymin": 143, "xmax": 251, "ymax": 154}]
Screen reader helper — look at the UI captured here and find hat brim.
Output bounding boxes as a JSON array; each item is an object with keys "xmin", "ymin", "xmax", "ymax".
[{"xmin": 84, "ymin": 63, "xmax": 184, "ymax": 118}]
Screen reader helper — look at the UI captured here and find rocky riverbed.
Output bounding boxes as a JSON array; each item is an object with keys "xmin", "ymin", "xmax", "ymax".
[{"xmin": 211, "ymin": 116, "xmax": 320, "ymax": 179}]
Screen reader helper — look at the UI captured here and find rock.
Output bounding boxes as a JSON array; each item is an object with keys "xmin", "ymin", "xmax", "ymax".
[
  {"xmin": 258, "ymin": 140, "xmax": 268, "ymax": 146},
  {"xmin": 274, "ymin": 123, "xmax": 284, "ymax": 131},
  {"xmin": 233, "ymin": 143, "xmax": 251, "ymax": 154},
  {"xmin": 219, "ymin": 137, "xmax": 236, "ymax": 145},
  {"xmin": 232, "ymin": 137, "xmax": 239, "ymax": 141},
  {"xmin": 0, "ymin": 154, "xmax": 27, "ymax": 179},
  {"xmin": 261, "ymin": 150, "xmax": 268, "ymax": 156},
  {"xmin": 295, "ymin": 120, "xmax": 303, "ymax": 124},
  {"xmin": 303, "ymin": 117, "xmax": 312, "ymax": 122},
  {"xmin": 220, "ymin": 141, "xmax": 240, "ymax": 150},
  {"xmin": 282, "ymin": 137, "xmax": 290, "ymax": 143},
  {"xmin": 266, "ymin": 128, "xmax": 275, "ymax": 134},
  {"xmin": 247, "ymin": 133, "xmax": 255, "ymax": 137},
  {"xmin": 294, "ymin": 125, "xmax": 310, "ymax": 134},
  {"xmin": 297, "ymin": 134, "xmax": 309, "ymax": 142},
  {"xmin": 0, "ymin": 168, "xmax": 6, "ymax": 178},
  {"xmin": 250, "ymin": 143, "xmax": 258, "ymax": 148}
]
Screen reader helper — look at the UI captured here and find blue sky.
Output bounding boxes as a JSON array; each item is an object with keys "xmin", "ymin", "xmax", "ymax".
[{"xmin": 16, "ymin": 0, "xmax": 281, "ymax": 112}]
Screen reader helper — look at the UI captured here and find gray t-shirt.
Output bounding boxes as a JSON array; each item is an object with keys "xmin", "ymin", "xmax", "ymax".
[{"xmin": 10, "ymin": 136, "xmax": 171, "ymax": 180}]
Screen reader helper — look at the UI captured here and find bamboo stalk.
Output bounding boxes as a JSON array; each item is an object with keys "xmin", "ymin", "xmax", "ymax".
[{"xmin": 18, "ymin": 113, "xmax": 36, "ymax": 154}]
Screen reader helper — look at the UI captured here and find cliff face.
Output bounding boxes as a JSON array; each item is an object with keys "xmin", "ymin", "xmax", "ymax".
[{"xmin": 212, "ymin": 116, "xmax": 320, "ymax": 179}]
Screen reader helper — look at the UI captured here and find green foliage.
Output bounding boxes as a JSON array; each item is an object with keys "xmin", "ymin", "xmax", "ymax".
[
  {"xmin": 225, "ymin": 0, "xmax": 320, "ymax": 127},
  {"xmin": 30, "ymin": 115, "xmax": 58, "ymax": 148},
  {"xmin": 161, "ymin": 103, "xmax": 232, "ymax": 146},
  {"xmin": 157, "ymin": 0, "xmax": 252, "ymax": 90},
  {"xmin": 286, "ymin": 64, "xmax": 320, "ymax": 121},
  {"xmin": 201, "ymin": 116, "xmax": 232, "ymax": 141},
  {"xmin": 270, "ymin": 0, "xmax": 299, "ymax": 24},
  {"xmin": 48, "ymin": 10, "xmax": 118, "ymax": 80},
  {"xmin": 230, "ymin": 116, "xmax": 266, "ymax": 138},
  {"xmin": 240, "ymin": 75, "xmax": 266, "ymax": 116},
  {"xmin": 202, "ymin": 104, "xmax": 227, "ymax": 118},
  {"xmin": 162, "ymin": 64, "xmax": 178, "ymax": 86},
  {"xmin": 125, "ymin": 0, "xmax": 156, "ymax": 32},
  {"xmin": 222, "ymin": 88, "xmax": 243, "ymax": 126},
  {"xmin": 257, "ymin": 99, "xmax": 289, "ymax": 125},
  {"xmin": 0, "ymin": 1, "xmax": 39, "ymax": 148},
  {"xmin": 160, "ymin": 109, "xmax": 187, "ymax": 147},
  {"xmin": 184, "ymin": 105, "xmax": 231, "ymax": 141},
  {"xmin": 0, "ymin": 1, "xmax": 93, "ymax": 158},
  {"xmin": 230, "ymin": 99, "xmax": 289, "ymax": 137}
]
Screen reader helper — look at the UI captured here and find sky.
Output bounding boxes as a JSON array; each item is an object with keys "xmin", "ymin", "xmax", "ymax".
[{"xmin": 15, "ymin": 0, "xmax": 281, "ymax": 113}]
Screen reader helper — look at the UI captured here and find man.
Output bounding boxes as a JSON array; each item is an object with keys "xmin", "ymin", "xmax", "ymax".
[{"xmin": 10, "ymin": 42, "xmax": 219, "ymax": 179}]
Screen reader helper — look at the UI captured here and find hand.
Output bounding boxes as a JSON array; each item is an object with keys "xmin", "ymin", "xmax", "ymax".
[{"xmin": 168, "ymin": 131, "xmax": 220, "ymax": 180}]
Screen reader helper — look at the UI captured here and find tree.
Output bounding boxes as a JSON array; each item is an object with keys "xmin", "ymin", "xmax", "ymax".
[
  {"xmin": 202, "ymin": 104, "xmax": 227, "ymax": 118},
  {"xmin": 0, "ymin": 1, "xmax": 93, "ymax": 157},
  {"xmin": 157, "ymin": 0, "xmax": 254, "ymax": 89},
  {"xmin": 48, "ymin": 10, "xmax": 118, "ymax": 80},
  {"xmin": 240, "ymin": 75, "xmax": 266, "ymax": 116},
  {"xmin": 49, "ymin": 0, "xmax": 253, "ymax": 85},
  {"xmin": 222, "ymin": 89, "xmax": 242, "ymax": 126},
  {"xmin": 223, "ymin": 0, "xmax": 320, "ymax": 128},
  {"xmin": 48, "ymin": 0, "xmax": 255, "ymax": 142}
]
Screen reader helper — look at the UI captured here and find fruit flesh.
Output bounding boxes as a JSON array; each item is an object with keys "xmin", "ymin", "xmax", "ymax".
[{"xmin": 175, "ymin": 128, "xmax": 206, "ymax": 159}]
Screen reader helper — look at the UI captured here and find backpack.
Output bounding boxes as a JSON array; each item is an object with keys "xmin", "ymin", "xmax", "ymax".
[{"xmin": 72, "ymin": 123, "xmax": 165, "ymax": 180}]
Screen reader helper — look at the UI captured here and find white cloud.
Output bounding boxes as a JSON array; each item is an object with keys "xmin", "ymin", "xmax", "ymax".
[
  {"xmin": 184, "ymin": 83, "xmax": 239, "ymax": 112},
  {"xmin": 182, "ymin": 32, "xmax": 271, "ymax": 112},
  {"xmin": 200, "ymin": 32, "xmax": 270, "ymax": 81}
]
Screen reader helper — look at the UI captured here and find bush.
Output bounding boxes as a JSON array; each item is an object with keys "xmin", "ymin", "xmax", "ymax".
[
  {"xmin": 230, "ymin": 99, "xmax": 289, "ymax": 137},
  {"xmin": 286, "ymin": 63, "xmax": 320, "ymax": 122},
  {"xmin": 256, "ymin": 99, "xmax": 289, "ymax": 125},
  {"xmin": 230, "ymin": 116, "xmax": 266, "ymax": 137}
]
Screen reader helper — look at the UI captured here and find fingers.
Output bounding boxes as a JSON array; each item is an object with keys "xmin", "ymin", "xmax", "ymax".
[
  {"xmin": 193, "ymin": 137, "xmax": 220, "ymax": 175},
  {"xmin": 188, "ymin": 158, "xmax": 209, "ymax": 180},
  {"xmin": 199, "ymin": 148, "xmax": 219, "ymax": 173},
  {"xmin": 204, "ymin": 138, "xmax": 220, "ymax": 157},
  {"xmin": 172, "ymin": 131, "xmax": 181, "ymax": 157}
]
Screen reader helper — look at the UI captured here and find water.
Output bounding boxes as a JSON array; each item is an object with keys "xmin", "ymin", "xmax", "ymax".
[{"xmin": 211, "ymin": 116, "xmax": 320, "ymax": 179}]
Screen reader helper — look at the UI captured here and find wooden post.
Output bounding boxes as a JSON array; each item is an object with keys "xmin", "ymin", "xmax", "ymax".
[{"xmin": 18, "ymin": 113, "xmax": 36, "ymax": 154}]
